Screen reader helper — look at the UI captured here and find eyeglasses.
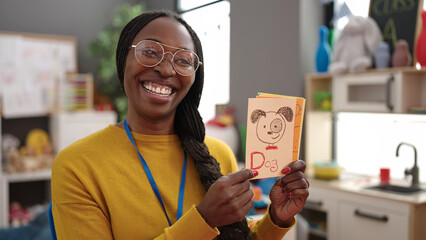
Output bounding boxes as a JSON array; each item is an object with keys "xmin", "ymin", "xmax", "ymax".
[{"xmin": 130, "ymin": 40, "xmax": 202, "ymax": 76}]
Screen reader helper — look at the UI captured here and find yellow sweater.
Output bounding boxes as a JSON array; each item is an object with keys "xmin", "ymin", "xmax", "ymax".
[{"xmin": 51, "ymin": 125, "xmax": 292, "ymax": 239}]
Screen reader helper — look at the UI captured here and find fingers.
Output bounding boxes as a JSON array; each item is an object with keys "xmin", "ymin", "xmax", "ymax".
[
  {"xmin": 278, "ymin": 160, "xmax": 309, "ymax": 195},
  {"xmin": 222, "ymin": 168, "xmax": 255, "ymax": 185},
  {"xmin": 212, "ymin": 169, "xmax": 254, "ymax": 202},
  {"xmin": 280, "ymin": 176, "xmax": 309, "ymax": 195},
  {"xmin": 231, "ymin": 179, "xmax": 252, "ymax": 197},
  {"xmin": 284, "ymin": 160, "xmax": 306, "ymax": 174},
  {"xmin": 232, "ymin": 188, "xmax": 255, "ymax": 214},
  {"xmin": 287, "ymin": 188, "xmax": 310, "ymax": 199},
  {"xmin": 197, "ymin": 170, "xmax": 255, "ymax": 228}
]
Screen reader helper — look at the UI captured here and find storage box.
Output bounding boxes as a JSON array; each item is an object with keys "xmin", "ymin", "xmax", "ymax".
[{"xmin": 49, "ymin": 111, "xmax": 116, "ymax": 153}]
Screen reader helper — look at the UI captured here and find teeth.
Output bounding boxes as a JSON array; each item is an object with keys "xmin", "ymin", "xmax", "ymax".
[{"xmin": 142, "ymin": 82, "xmax": 172, "ymax": 96}]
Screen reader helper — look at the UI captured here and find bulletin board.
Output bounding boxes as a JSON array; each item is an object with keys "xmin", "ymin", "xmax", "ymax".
[
  {"xmin": 369, "ymin": 0, "xmax": 424, "ymax": 65},
  {"xmin": 0, "ymin": 31, "xmax": 78, "ymax": 72},
  {"xmin": 0, "ymin": 31, "xmax": 78, "ymax": 118}
]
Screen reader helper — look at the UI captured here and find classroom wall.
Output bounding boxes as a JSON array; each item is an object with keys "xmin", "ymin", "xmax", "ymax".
[{"xmin": 229, "ymin": 0, "xmax": 303, "ymax": 125}]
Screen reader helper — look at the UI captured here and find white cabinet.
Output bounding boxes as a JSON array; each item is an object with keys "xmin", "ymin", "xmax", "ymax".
[
  {"xmin": 337, "ymin": 200, "xmax": 408, "ymax": 240},
  {"xmin": 331, "ymin": 68, "xmax": 426, "ymax": 113},
  {"xmin": 332, "ymin": 71, "xmax": 402, "ymax": 112},
  {"xmin": 301, "ymin": 186, "xmax": 338, "ymax": 239},
  {"xmin": 304, "ymin": 181, "xmax": 425, "ymax": 240}
]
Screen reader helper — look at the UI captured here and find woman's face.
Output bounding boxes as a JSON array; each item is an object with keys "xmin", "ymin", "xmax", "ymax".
[{"xmin": 124, "ymin": 17, "xmax": 196, "ymax": 123}]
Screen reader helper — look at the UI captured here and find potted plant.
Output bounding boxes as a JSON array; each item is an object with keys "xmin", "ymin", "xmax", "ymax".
[{"xmin": 88, "ymin": 3, "xmax": 148, "ymax": 120}]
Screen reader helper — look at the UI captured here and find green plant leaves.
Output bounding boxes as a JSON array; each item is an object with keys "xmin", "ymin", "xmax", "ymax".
[{"xmin": 88, "ymin": 3, "xmax": 148, "ymax": 120}]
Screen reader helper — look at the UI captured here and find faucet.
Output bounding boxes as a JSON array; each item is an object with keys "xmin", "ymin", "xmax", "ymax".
[{"xmin": 396, "ymin": 142, "xmax": 420, "ymax": 189}]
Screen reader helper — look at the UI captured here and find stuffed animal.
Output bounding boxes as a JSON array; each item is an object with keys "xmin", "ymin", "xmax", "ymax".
[
  {"xmin": 9, "ymin": 202, "xmax": 32, "ymax": 227},
  {"xmin": 329, "ymin": 16, "xmax": 383, "ymax": 74},
  {"xmin": 0, "ymin": 209, "xmax": 50, "ymax": 240}
]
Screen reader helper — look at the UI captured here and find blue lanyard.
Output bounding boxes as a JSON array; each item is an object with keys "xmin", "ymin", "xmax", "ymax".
[{"xmin": 123, "ymin": 118, "xmax": 187, "ymax": 226}]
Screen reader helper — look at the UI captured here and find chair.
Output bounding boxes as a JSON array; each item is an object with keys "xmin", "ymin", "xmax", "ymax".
[{"xmin": 48, "ymin": 202, "xmax": 57, "ymax": 240}]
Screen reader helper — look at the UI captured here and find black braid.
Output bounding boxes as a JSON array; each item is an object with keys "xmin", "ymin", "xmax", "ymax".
[{"xmin": 116, "ymin": 10, "xmax": 250, "ymax": 240}]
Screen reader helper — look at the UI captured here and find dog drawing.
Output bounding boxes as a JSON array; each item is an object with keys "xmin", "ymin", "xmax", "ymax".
[{"xmin": 250, "ymin": 107, "xmax": 293, "ymax": 150}]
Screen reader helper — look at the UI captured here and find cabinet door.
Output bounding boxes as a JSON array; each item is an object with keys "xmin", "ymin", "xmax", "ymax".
[
  {"xmin": 333, "ymin": 72, "xmax": 402, "ymax": 113},
  {"xmin": 302, "ymin": 187, "xmax": 340, "ymax": 240},
  {"xmin": 306, "ymin": 187, "xmax": 331, "ymax": 210},
  {"xmin": 337, "ymin": 200, "xmax": 408, "ymax": 240}
]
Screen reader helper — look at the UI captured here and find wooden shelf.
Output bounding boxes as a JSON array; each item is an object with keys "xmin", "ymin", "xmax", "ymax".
[{"xmin": 2, "ymin": 169, "xmax": 51, "ymax": 183}]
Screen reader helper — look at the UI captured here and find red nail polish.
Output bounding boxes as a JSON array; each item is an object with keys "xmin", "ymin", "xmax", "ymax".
[
  {"xmin": 282, "ymin": 167, "xmax": 291, "ymax": 174},
  {"xmin": 278, "ymin": 181, "xmax": 283, "ymax": 188},
  {"xmin": 253, "ymin": 170, "xmax": 258, "ymax": 177},
  {"xmin": 286, "ymin": 192, "xmax": 292, "ymax": 198}
]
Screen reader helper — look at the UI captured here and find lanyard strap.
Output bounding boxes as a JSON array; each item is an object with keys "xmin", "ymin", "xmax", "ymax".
[{"xmin": 123, "ymin": 118, "xmax": 187, "ymax": 226}]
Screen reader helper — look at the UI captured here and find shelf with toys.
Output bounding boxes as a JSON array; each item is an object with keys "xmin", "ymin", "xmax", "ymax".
[
  {"xmin": 0, "ymin": 31, "xmax": 119, "ymax": 228},
  {"xmin": 0, "ymin": 111, "xmax": 117, "ymax": 228},
  {"xmin": 0, "ymin": 114, "xmax": 54, "ymax": 227}
]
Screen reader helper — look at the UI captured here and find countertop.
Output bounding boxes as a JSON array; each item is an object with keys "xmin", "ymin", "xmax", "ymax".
[{"xmin": 308, "ymin": 171, "xmax": 426, "ymax": 205}]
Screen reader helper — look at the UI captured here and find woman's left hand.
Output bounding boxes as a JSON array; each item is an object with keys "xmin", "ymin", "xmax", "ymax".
[{"xmin": 268, "ymin": 160, "xmax": 309, "ymax": 227}]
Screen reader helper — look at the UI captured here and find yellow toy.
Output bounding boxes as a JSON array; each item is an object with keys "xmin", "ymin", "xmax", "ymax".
[{"xmin": 25, "ymin": 129, "xmax": 50, "ymax": 156}]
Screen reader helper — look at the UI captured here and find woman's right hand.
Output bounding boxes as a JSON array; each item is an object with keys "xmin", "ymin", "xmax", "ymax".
[{"xmin": 196, "ymin": 169, "xmax": 256, "ymax": 228}]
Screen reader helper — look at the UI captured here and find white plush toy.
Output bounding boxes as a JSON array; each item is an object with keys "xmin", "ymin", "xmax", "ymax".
[{"xmin": 329, "ymin": 16, "xmax": 383, "ymax": 74}]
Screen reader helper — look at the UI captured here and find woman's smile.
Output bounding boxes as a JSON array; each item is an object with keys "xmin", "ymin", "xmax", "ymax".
[{"xmin": 141, "ymin": 81, "xmax": 174, "ymax": 97}]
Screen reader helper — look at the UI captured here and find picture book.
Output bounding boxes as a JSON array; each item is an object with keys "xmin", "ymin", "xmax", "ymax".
[{"xmin": 245, "ymin": 92, "xmax": 306, "ymax": 179}]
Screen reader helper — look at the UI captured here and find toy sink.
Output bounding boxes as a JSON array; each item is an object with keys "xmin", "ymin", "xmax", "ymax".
[{"xmin": 364, "ymin": 184, "xmax": 424, "ymax": 195}]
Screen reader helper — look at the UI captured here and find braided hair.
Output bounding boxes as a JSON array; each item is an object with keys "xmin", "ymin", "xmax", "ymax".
[{"xmin": 116, "ymin": 10, "xmax": 250, "ymax": 240}]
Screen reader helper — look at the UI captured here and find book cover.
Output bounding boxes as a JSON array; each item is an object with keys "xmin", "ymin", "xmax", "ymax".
[{"xmin": 245, "ymin": 92, "xmax": 306, "ymax": 179}]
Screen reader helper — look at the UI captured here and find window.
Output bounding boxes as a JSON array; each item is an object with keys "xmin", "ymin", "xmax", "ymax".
[
  {"xmin": 180, "ymin": 0, "xmax": 230, "ymax": 122},
  {"xmin": 177, "ymin": 0, "xmax": 220, "ymax": 12}
]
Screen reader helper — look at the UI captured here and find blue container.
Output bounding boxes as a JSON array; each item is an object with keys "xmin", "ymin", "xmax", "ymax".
[{"xmin": 315, "ymin": 25, "xmax": 332, "ymax": 73}]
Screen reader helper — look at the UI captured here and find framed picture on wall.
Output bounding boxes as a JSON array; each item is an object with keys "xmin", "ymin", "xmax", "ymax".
[
  {"xmin": 0, "ymin": 31, "xmax": 78, "ymax": 117},
  {"xmin": 0, "ymin": 31, "xmax": 78, "ymax": 73}
]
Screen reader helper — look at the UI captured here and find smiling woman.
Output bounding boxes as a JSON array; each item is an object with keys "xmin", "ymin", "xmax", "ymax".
[
  {"xmin": 51, "ymin": 9, "xmax": 309, "ymax": 240},
  {"xmin": 121, "ymin": 17, "xmax": 197, "ymax": 132}
]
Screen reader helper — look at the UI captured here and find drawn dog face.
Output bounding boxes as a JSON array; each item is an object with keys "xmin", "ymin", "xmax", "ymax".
[{"xmin": 251, "ymin": 107, "xmax": 293, "ymax": 145}]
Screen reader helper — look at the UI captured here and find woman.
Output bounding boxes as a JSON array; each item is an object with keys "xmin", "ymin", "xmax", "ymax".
[{"xmin": 51, "ymin": 10, "xmax": 309, "ymax": 240}]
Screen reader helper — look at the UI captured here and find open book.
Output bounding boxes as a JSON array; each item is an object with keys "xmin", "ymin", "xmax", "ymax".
[{"xmin": 245, "ymin": 92, "xmax": 306, "ymax": 179}]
